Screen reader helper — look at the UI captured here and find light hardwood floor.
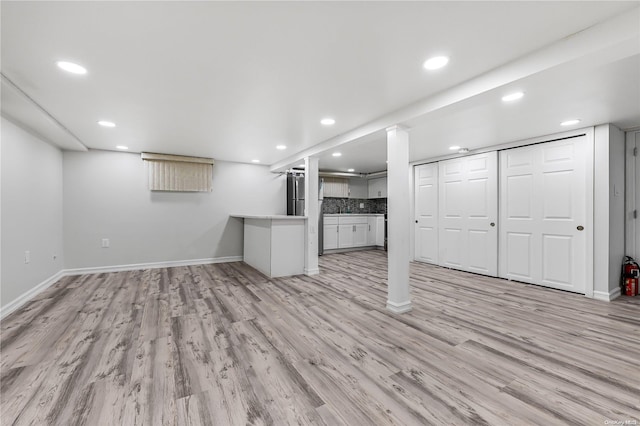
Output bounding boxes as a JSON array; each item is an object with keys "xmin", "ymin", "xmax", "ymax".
[{"xmin": 1, "ymin": 250, "xmax": 639, "ymax": 425}]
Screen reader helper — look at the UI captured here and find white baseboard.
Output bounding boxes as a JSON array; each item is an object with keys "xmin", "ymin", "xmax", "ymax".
[
  {"xmin": 304, "ymin": 267, "xmax": 320, "ymax": 276},
  {"xmin": 386, "ymin": 299, "xmax": 413, "ymax": 314},
  {"xmin": 593, "ymin": 287, "xmax": 622, "ymax": 301},
  {"xmin": 63, "ymin": 256, "xmax": 243, "ymax": 276},
  {"xmin": 0, "ymin": 269, "xmax": 66, "ymax": 320},
  {"xmin": 0, "ymin": 256, "xmax": 243, "ymax": 320}
]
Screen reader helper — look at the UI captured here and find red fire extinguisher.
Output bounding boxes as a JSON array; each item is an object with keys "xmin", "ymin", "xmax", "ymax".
[{"xmin": 622, "ymin": 256, "xmax": 640, "ymax": 296}]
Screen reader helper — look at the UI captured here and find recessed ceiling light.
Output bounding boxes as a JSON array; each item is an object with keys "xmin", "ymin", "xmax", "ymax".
[
  {"xmin": 347, "ymin": 168, "xmax": 355, "ymax": 172},
  {"xmin": 423, "ymin": 56, "xmax": 449, "ymax": 70},
  {"xmin": 321, "ymin": 118, "xmax": 335, "ymax": 126},
  {"xmin": 502, "ymin": 92, "xmax": 524, "ymax": 102},
  {"xmin": 449, "ymin": 145, "xmax": 461, "ymax": 150},
  {"xmin": 251, "ymin": 159, "xmax": 260, "ymax": 163},
  {"xmin": 332, "ymin": 152, "xmax": 342, "ymax": 157},
  {"xmin": 56, "ymin": 61, "xmax": 87, "ymax": 75},
  {"xmin": 97, "ymin": 120, "xmax": 116, "ymax": 128},
  {"xmin": 276, "ymin": 145, "xmax": 287, "ymax": 150},
  {"xmin": 116, "ymin": 145, "xmax": 128, "ymax": 150},
  {"xmin": 561, "ymin": 119, "xmax": 581, "ymax": 126}
]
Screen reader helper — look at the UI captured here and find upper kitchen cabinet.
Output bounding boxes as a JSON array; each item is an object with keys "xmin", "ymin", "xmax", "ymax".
[
  {"xmin": 368, "ymin": 177, "xmax": 387, "ymax": 199},
  {"xmin": 348, "ymin": 178, "xmax": 368, "ymax": 199}
]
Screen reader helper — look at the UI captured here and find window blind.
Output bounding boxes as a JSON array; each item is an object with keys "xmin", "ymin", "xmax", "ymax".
[
  {"xmin": 141, "ymin": 152, "xmax": 214, "ymax": 192},
  {"xmin": 322, "ymin": 177, "xmax": 349, "ymax": 198}
]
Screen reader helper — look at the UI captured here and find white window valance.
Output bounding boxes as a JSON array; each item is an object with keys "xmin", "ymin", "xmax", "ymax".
[{"xmin": 141, "ymin": 152, "xmax": 214, "ymax": 192}]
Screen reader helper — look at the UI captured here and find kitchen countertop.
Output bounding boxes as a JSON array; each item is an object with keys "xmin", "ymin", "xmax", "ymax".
[{"xmin": 231, "ymin": 214, "xmax": 307, "ymax": 220}]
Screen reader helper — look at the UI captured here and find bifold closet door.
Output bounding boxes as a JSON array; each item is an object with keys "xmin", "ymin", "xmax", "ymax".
[
  {"xmin": 414, "ymin": 163, "xmax": 438, "ymax": 264},
  {"xmin": 499, "ymin": 136, "xmax": 587, "ymax": 293},
  {"xmin": 438, "ymin": 152, "xmax": 498, "ymax": 276}
]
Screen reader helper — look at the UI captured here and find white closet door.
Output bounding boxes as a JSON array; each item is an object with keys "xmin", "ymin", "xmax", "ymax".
[
  {"xmin": 636, "ymin": 132, "xmax": 640, "ymax": 260},
  {"xmin": 414, "ymin": 163, "xmax": 438, "ymax": 263},
  {"xmin": 499, "ymin": 136, "xmax": 587, "ymax": 293},
  {"xmin": 438, "ymin": 152, "xmax": 498, "ymax": 276},
  {"xmin": 634, "ymin": 132, "xmax": 640, "ymax": 260}
]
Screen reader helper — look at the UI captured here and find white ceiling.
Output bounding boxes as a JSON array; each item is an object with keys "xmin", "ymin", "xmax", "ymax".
[{"xmin": 2, "ymin": 1, "xmax": 639, "ymax": 174}]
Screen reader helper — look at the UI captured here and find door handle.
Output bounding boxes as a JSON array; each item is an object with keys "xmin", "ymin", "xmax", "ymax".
[
  {"xmin": 490, "ymin": 222, "xmax": 495, "ymax": 227},
  {"xmin": 577, "ymin": 225, "xmax": 584, "ymax": 231},
  {"xmin": 415, "ymin": 220, "xmax": 418, "ymax": 223}
]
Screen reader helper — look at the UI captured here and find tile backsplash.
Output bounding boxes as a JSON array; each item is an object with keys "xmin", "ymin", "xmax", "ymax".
[{"xmin": 322, "ymin": 198, "xmax": 387, "ymax": 214}]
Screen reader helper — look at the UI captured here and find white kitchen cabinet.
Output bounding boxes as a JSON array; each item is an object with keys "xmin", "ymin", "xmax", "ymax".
[
  {"xmin": 353, "ymin": 223, "xmax": 368, "ymax": 246},
  {"xmin": 325, "ymin": 214, "xmax": 384, "ymax": 251},
  {"xmin": 375, "ymin": 216, "xmax": 385, "ymax": 246},
  {"xmin": 323, "ymin": 225, "xmax": 338, "ymax": 250},
  {"xmin": 368, "ymin": 177, "xmax": 387, "ymax": 199},
  {"xmin": 323, "ymin": 216, "xmax": 339, "ymax": 250},
  {"xmin": 366, "ymin": 216, "xmax": 385, "ymax": 246},
  {"xmin": 338, "ymin": 224, "xmax": 354, "ymax": 248},
  {"xmin": 367, "ymin": 217, "xmax": 377, "ymax": 245},
  {"xmin": 348, "ymin": 178, "xmax": 368, "ymax": 199}
]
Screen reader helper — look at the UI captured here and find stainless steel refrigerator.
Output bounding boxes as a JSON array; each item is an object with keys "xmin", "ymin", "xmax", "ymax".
[{"xmin": 286, "ymin": 173, "xmax": 305, "ymax": 216}]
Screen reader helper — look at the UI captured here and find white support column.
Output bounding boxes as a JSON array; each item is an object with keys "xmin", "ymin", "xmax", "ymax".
[
  {"xmin": 304, "ymin": 156, "xmax": 320, "ymax": 275},
  {"xmin": 386, "ymin": 125, "xmax": 412, "ymax": 313}
]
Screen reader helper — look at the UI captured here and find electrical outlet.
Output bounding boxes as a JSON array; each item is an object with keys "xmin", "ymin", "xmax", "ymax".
[
  {"xmin": 101, "ymin": 238, "xmax": 110, "ymax": 248},
  {"xmin": 25, "ymin": 250, "xmax": 30, "ymax": 264}
]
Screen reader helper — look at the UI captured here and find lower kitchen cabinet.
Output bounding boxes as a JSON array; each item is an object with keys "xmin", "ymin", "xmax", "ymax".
[
  {"xmin": 324, "ymin": 214, "xmax": 384, "ymax": 251},
  {"xmin": 338, "ymin": 224, "xmax": 354, "ymax": 248},
  {"xmin": 375, "ymin": 216, "xmax": 385, "ymax": 246},
  {"xmin": 353, "ymin": 223, "xmax": 368, "ymax": 246},
  {"xmin": 323, "ymin": 217, "xmax": 339, "ymax": 250},
  {"xmin": 367, "ymin": 217, "xmax": 377, "ymax": 245}
]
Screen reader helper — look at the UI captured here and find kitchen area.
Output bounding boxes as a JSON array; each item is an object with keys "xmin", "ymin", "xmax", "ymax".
[
  {"xmin": 234, "ymin": 169, "xmax": 387, "ymax": 279},
  {"xmin": 287, "ymin": 171, "xmax": 387, "ymax": 254}
]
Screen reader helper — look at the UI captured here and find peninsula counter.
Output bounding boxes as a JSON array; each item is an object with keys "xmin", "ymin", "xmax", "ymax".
[{"xmin": 231, "ymin": 215, "xmax": 307, "ymax": 278}]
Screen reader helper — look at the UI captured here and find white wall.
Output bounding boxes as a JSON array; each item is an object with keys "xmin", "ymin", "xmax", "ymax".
[
  {"xmin": 625, "ymin": 131, "xmax": 640, "ymax": 259},
  {"xmin": 609, "ymin": 126, "xmax": 625, "ymax": 294},
  {"xmin": 63, "ymin": 150, "xmax": 285, "ymax": 269},
  {"xmin": 594, "ymin": 123, "xmax": 626, "ymax": 299},
  {"xmin": 1, "ymin": 117, "xmax": 64, "ymax": 307}
]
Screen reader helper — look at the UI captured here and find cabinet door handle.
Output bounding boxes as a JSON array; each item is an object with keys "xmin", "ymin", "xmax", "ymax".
[{"xmin": 369, "ymin": 224, "xmax": 371, "ymax": 231}]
